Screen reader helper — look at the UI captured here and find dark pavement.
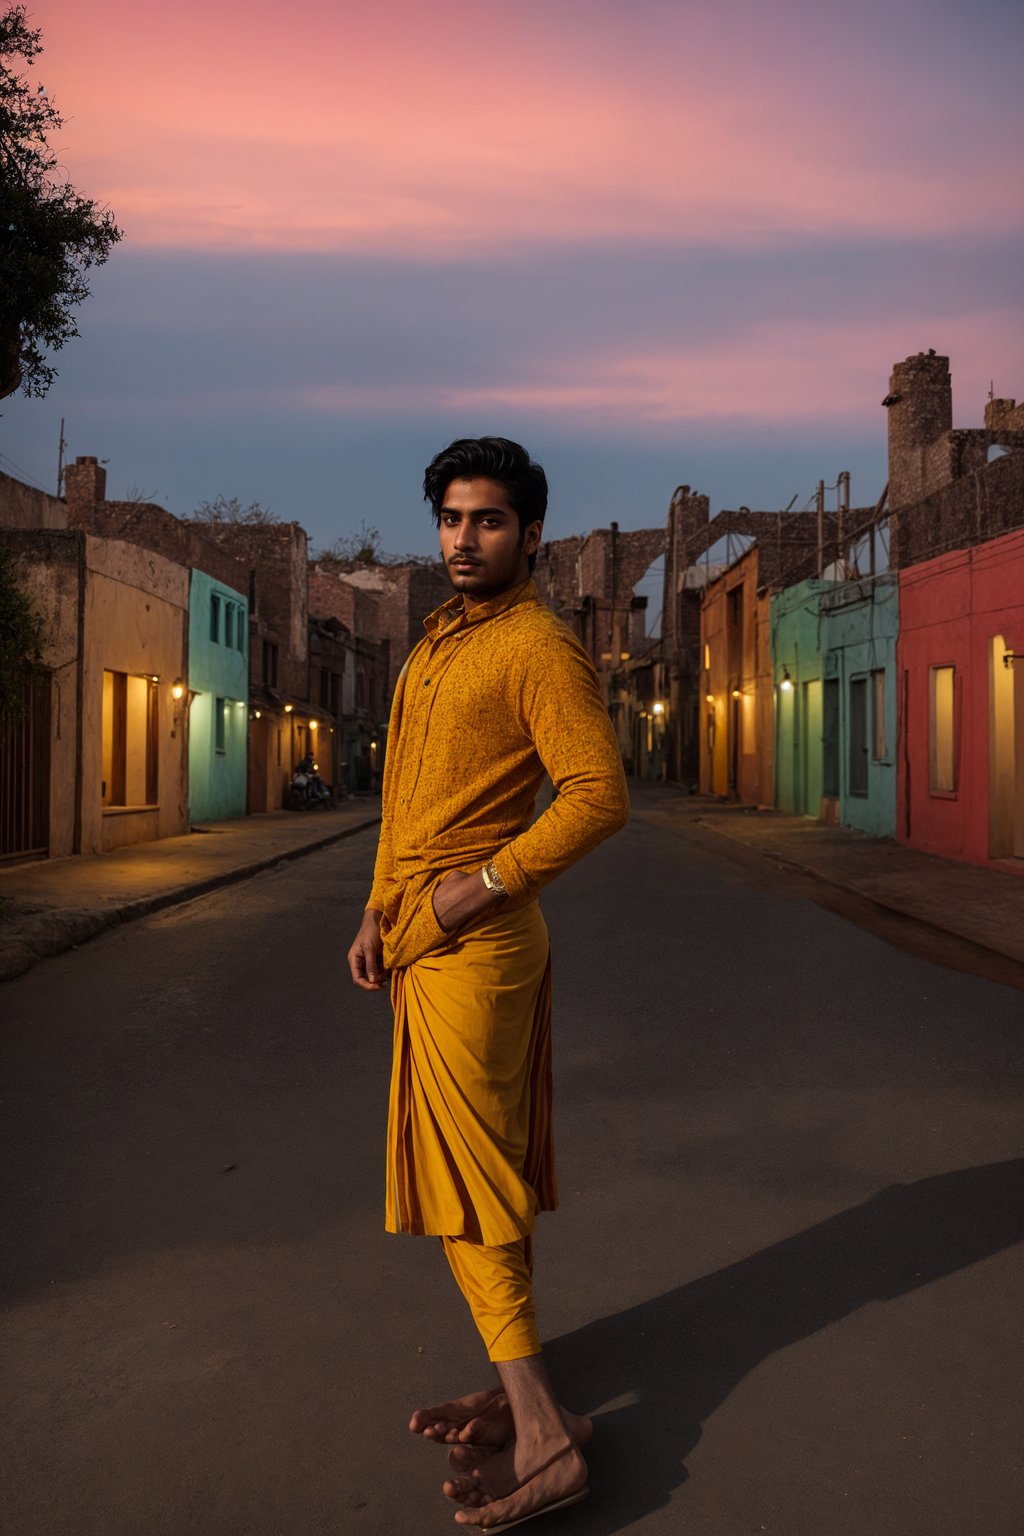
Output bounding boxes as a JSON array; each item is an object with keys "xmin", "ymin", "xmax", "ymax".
[{"xmin": 2, "ymin": 797, "xmax": 1022, "ymax": 1534}]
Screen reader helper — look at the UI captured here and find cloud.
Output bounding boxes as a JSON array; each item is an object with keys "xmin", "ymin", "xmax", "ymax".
[{"xmin": 35, "ymin": 0, "xmax": 1024, "ymax": 254}]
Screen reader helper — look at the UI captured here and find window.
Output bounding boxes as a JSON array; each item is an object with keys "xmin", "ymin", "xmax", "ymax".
[
  {"xmin": 102, "ymin": 671, "xmax": 158, "ymax": 807},
  {"xmin": 262, "ymin": 640, "xmax": 278, "ymax": 689},
  {"xmin": 210, "ymin": 593, "xmax": 221, "ymax": 643},
  {"xmin": 319, "ymin": 668, "xmax": 331, "ymax": 709},
  {"xmin": 215, "ymin": 696, "xmax": 227, "ymax": 754},
  {"xmin": 225, "ymin": 603, "xmax": 235, "ymax": 650},
  {"xmin": 871, "ymin": 669, "xmax": 887, "ymax": 759},
  {"xmin": 929, "ymin": 665, "xmax": 956, "ymax": 792},
  {"xmin": 236, "ymin": 609, "xmax": 245, "ymax": 652},
  {"xmin": 848, "ymin": 677, "xmax": 868, "ymax": 797}
]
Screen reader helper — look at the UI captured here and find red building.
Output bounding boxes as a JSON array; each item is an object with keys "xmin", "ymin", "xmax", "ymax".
[{"xmin": 898, "ymin": 526, "xmax": 1024, "ymax": 870}]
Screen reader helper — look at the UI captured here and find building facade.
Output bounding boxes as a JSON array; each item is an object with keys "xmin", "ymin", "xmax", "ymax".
[{"xmin": 187, "ymin": 568, "xmax": 249, "ymax": 824}]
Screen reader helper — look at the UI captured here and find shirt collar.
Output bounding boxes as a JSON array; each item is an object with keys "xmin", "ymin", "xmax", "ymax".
[{"xmin": 423, "ymin": 578, "xmax": 538, "ymax": 638}]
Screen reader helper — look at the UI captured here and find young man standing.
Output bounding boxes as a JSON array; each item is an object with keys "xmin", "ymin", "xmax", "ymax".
[{"xmin": 347, "ymin": 438, "xmax": 629, "ymax": 1530}]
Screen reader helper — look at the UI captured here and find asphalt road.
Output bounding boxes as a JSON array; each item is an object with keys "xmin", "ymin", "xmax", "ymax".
[{"xmin": 2, "ymin": 803, "xmax": 1022, "ymax": 1536}]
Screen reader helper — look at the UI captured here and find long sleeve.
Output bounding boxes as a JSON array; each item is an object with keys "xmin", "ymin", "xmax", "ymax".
[{"xmin": 490, "ymin": 628, "xmax": 629, "ymax": 902}]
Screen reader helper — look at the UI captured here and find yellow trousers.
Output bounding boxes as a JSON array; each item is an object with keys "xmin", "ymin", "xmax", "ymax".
[
  {"xmin": 386, "ymin": 901, "xmax": 556, "ymax": 1358},
  {"xmin": 443, "ymin": 1235, "xmax": 541, "ymax": 1362}
]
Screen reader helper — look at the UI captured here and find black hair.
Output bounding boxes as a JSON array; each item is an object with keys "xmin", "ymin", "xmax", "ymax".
[{"xmin": 423, "ymin": 437, "xmax": 547, "ymax": 571}]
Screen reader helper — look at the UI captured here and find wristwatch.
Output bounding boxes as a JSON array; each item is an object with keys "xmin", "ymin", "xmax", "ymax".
[{"xmin": 481, "ymin": 860, "xmax": 508, "ymax": 897}]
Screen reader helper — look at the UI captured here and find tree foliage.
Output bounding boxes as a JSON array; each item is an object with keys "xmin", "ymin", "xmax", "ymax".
[
  {"xmin": 0, "ymin": 544, "xmax": 45, "ymax": 722},
  {"xmin": 190, "ymin": 495, "xmax": 280, "ymax": 527},
  {"xmin": 316, "ymin": 521, "xmax": 389, "ymax": 566},
  {"xmin": 1, "ymin": 4, "xmax": 122, "ymax": 398}
]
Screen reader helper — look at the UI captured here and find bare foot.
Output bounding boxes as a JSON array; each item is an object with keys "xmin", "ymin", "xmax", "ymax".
[
  {"xmin": 412, "ymin": 1389, "xmax": 592, "ymax": 1453},
  {"xmin": 444, "ymin": 1439, "xmax": 518, "ymax": 1505},
  {"xmin": 409, "ymin": 1388, "xmax": 506, "ymax": 1446},
  {"xmin": 452, "ymin": 1441, "xmax": 588, "ymax": 1529}
]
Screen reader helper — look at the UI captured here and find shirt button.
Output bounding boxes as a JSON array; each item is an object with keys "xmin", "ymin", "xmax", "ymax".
[{"xmin": 424, "ymin": 678, "xmax": 430, "ymax": 686}]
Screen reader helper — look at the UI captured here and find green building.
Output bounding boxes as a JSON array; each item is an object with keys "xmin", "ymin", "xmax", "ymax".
[
  {"xmin": 188, "ymin": 569, "xmax": 248, "ymax": 823},
  {"xmin": 771, "ymin": 578, "xmax": 834, "ymax": 817},
  {"xmin": 820, "ymin": 575, "xmax": 899, "ymax": 837}
]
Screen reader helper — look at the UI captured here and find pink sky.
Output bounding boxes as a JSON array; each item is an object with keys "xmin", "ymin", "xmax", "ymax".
[
  {"xmin": 7, "ymin": 0, "xmax": 1022, "ymax": 539},
  {"xmin": 31, "ymin": 0, "xmax": 1024, "ymax": 254}
]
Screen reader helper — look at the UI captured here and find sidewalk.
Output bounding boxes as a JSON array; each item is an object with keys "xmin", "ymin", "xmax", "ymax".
[
  {"xmin": 633, "ymin": 782, "xmax": 1024, "ymax": 973},
  {"xmin": 0, "ymin": 800, "xmax": 381, "ymax": 983}
]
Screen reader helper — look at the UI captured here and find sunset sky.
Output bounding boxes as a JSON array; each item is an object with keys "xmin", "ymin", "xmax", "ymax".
[{"xmin": 3, "ymin": 0, "xmax": 1022, "ymax": 557}]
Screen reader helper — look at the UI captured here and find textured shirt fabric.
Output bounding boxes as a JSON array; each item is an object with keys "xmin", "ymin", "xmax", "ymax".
[{"xmin": 367, "ymin": 577, "xmax": 630, "ymax": 970}]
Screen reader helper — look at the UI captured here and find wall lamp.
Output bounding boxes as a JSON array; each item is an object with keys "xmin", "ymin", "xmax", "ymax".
[
  {"xmin": 284, "ymin": 702, "xmax": 294, "ymax": 713},
  {"xmin": 732, "ymin": 688, "xmax": 742, "ymax": 700},
  {"xmin": 309, "ymin": 719, "xmax": 318, "ymax": 732},
  {"xmin": 705, "ymin": 692, "xmax": 714, "ymax": 705},
  {"xmin": 652, "ymin": 701, "xmax": 666, "ymax": 716},
  {"xmin": 1004, "ymin": 651, "xmax": 1020, "ymax": 669},
  {"xmin": 171, "ymin": 677, "xmax": 184, "ymax": 701},
  {"xmin": 779, "ymin": 669, "xmax": 794, "ymax": 692}
]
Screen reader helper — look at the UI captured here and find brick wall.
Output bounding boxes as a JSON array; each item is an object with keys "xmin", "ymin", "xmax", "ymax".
[{"xmin": 891, "ymin": 449, "xmax": 1024, "ymax": 570}]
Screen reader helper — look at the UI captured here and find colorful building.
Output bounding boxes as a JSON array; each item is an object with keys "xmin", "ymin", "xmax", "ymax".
[
  {"xmin": 820, "ymin": 574, "xmax": 899, "ymax": 836},
  {"xmin": 898, "ymin": 527, "xmax": 1024, "ymax": 870},
  {"xmin": 0, "ymin": 528, "xmax": 189, "ymax": 859},
  {"xmin": 770, "ymin": 578, "xmax": 835, "ymax": 818},
  {"xmin": 187, "ymin": 568, "xmax": 249, "ymax": 824},
  {"xmin": 699, "ymin": 545, "xmax": 774, "ymax": 805}
]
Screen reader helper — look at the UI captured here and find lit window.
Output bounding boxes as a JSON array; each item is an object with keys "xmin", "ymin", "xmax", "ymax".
[
  {"xmin": 929, "ymin": 665, "xmax": 956, "ymax": 792},
  {"xmin": 215, "ymin": 696, "xmax": 227, "ymax": 754}
]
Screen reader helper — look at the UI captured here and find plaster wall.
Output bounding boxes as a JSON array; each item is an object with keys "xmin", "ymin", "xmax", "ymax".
[
  {"xmin": 80, "ymin": 536, "xmax": 188, "ymax": 853},
  {"xmin": 0, "ymin": 469, "xmax": 68, "ymax": 530},
  {"xmin": 821, "ymin": 575, "xmax": 899, "ymax": 837},
  {"xmin": 898, "ymin": 527, "xmax": 1024, "ymax": 870},
  {"xmin": 699, "ymin": 548, "xmax": 773, "ymax": 804},
  {"xmin": 770, "ymin": 579, "xmax": 836, "ymax": 818},
  {"xmin": 188, "ymin": 568, "xmax": 249, "ymax": 823}
]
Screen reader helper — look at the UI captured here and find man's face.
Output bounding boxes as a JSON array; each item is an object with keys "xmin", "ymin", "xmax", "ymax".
[{"xmin": 438, "ymin": 477, "xmax": 542, "ymax": 607}]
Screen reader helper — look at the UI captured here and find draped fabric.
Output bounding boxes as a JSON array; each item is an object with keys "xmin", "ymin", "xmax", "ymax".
[
  {"xmin": 385, "ymin": 901, "xmax": 557, "ymax": 1246},
  {"xmin": 368, "ymin": 578, "xmax": 630, "ymax": 973},
  {"xmin": 442, "ymin": 1235, "xmax": 541, "ymax": 1362}
]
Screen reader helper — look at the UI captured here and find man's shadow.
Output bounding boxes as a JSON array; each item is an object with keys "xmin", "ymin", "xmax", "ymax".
[{"xmin": 543, "ymin": 1159, "xmax": 1024, "ymax": 1532}]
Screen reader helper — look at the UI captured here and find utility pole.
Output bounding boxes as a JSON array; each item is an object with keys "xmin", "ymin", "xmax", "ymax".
[
  {"xmin": 56, "ymin": 418, "xmax": 66, "ymax": 496},
  {"xmin": 816, "ymin": 479, "xmax": 825, "ymax": 578}
]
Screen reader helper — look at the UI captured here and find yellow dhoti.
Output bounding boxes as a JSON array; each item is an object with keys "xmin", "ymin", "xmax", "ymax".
[{"xmin": 385, "ymin": 901, "xmax": 557, "ymax": 1360}]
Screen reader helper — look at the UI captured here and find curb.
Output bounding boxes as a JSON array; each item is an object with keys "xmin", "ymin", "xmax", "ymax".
[
  {"xmin": 690, "ymin": 814, "xmax": 1024, "ymax": 976},
  {"xmin": 0, "ymin": 815, "xmax": 380, "ymax": 985}
]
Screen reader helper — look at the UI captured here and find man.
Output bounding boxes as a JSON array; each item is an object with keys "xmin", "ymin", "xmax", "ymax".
[{"xmin": 347, "ymin": 438, "xmax": 629, "ymax": 1530}]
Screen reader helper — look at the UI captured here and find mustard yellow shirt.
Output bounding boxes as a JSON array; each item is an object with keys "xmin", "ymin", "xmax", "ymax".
[{"xmin": 368, "ymin": 578, "xmax": 629, "ymax": 968}]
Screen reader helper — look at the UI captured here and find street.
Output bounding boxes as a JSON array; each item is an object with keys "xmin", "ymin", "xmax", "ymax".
[{"xmin": 2, "ymin": 798, "xmax": 1022, "ymax": 1536}]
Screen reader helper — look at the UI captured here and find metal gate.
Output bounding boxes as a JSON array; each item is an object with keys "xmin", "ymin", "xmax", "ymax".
[{"xmin": 1, "ymin": 671, "xmax": 51, "ymax": 861}]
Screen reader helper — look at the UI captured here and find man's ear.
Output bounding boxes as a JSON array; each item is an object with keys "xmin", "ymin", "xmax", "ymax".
[{"xmin": 523, "ymin": 520, "xmax": 543, "ymax": 555}]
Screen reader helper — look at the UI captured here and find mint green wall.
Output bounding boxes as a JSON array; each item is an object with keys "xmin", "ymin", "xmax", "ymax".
[
  {"xmin": 770, "ymin": 579, "xmax": 833, "ymax": 816},
  {"xmin": 188, "ymin": 569, "xmax": 248, "ymax": 823},
  {"xmin": 821, "ymin": 575, "xmax": 899, "ymax": 837}
]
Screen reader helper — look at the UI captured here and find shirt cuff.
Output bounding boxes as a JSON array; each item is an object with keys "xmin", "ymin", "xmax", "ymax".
[{"xmin": 490, "ymin": 845, "xmax": 532, "ymax": 903}]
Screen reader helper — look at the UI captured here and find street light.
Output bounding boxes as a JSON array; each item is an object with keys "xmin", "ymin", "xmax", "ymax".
[
  {"xmin": 652, "ymin": 701, "xmax": 665, "ymax": 716},
  {"xmin": 780, "ymin": 669, "xmax": 793, "ymax": 693}
]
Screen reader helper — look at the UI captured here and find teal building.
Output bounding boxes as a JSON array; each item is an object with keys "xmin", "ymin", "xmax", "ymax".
[
  {"xmin": 771, "ymin": 578, "xmax": 833, "ymax": 817},
  {"xmin": 188, "ymin": 569, "xmax": 248, "ymax": 823},
  {"xmin": 820, "ymin": 575, "xmax": 899, "ymax": 837}
]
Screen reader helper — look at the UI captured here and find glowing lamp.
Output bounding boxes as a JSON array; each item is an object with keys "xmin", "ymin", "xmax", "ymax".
[
  {"xmin": 171, "ymin": 678, "xmax": 184, "ymax": 701},
  {"xmin": 652, "ymin": 701, "xmax": 665, "ymax": 716},
  {"xmin": 780, "ymin": 669, "xmax": 793, "ymax": 693},
  {"xmin": 309, "ymin": 719, "xmax": 318, "ymax": 732},
  {"xmin": 284, "ymin": 702, "xmax": 294, "ymax": 713}
]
